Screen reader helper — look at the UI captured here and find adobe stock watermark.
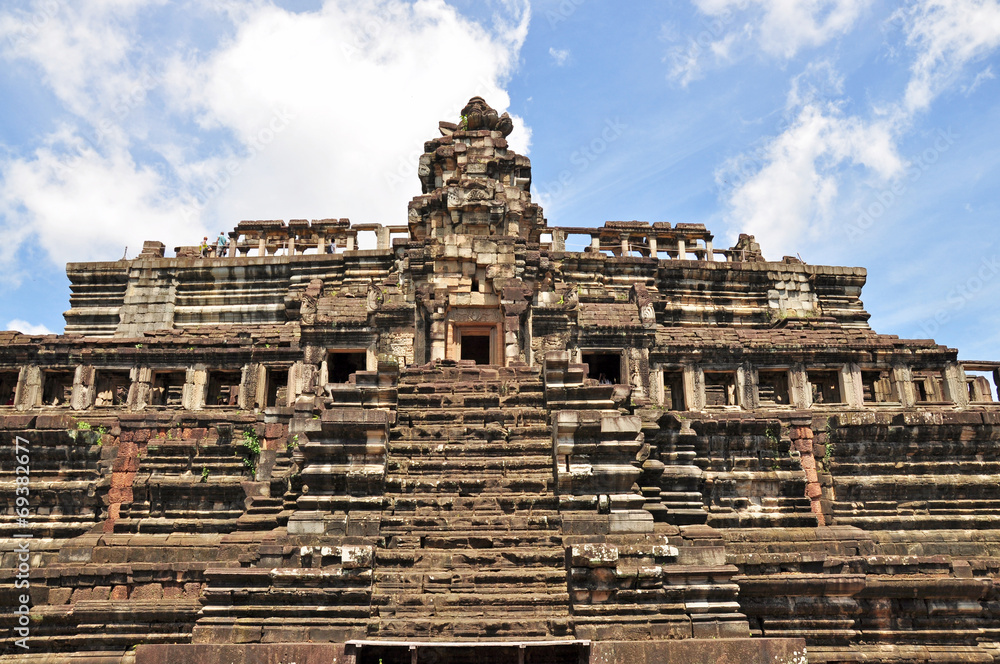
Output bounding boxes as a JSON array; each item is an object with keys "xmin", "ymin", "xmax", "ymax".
[
  {"xmin": 12, "ymin": 435, "xmax": 33, "ymax": 650},
  {"xmin": 533, "ymin": 118, "xmax": 627, "ymax": 203},
  {"xmin": 546, "ymin": 0, "xmax": 586, "ymax": 29},
  {"xmin": 179, "ymin": 107, "xmax": 296, "ymax": 224},
  {"xmin": 6, "ymin": 0, "xmax": 60, "ymax": 52},
  {"xmin": 91, "ymin": 65, "xmax": 166, "ymax": 146},
  {"xmin": 918, "ymin": 254, "xmax": 1000, "ymax": 337},
  {"xmin": 664, "ymin": 8, "xmax": 736, "ymax": 80},
  {"xmin": 844, "ymin": 127, "xmax": 958, "ymax": 241}
]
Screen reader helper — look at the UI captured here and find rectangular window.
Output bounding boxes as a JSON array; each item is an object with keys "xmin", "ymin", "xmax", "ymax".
[
  {"xmin": 912, "ymin": 370, "xmax": 946, "ymax": 403},
  {"xmin": 328, "ymin": 351, "xmax": 367, "ymax": 384},
  {"xmin": 582, "ymin": 353, "xmax": 621, "ymax": 385},
  {"xmin": 206, "ymin": 370, "xmax": 241, "ymax": 407},
  {"xmin": 43, "ymin": 371, "xmax": 74, "ymax": 407},
  {"xmin": 150, "ymin": 371, "xmax": 185, "ymax": 407},
  {"xmin": 663, "ymin": 370, "xmax": 686, "ymax": 410},
  {"xmin": 965, "ymin": 370, "xmax": 997, "ymax": 403},
  {"xmin": 757, "ymin": 370, "xmax": 790, "ymax": 406},
  {"xmin": 95, "ymin": 370, "xmax": 131, "ymax": 408},
  {"xmin": 0, "ymin": 371, "xmax": 17, "ymax": 406},
  {"xmin": 809, "ymin": 370, "xmax": 843, "ymax": 404},
  {"xmin": 704, "ymin": 371, "xmax": 738, "ymax": 407},
  {"xmin": 861, "ymin": 370, "xmax": 894, "ymax": 404}
]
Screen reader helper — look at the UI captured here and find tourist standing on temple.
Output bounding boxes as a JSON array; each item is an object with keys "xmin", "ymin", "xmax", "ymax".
[{"xmin": 216, "ymin": 232, "xmax": 227, "ymax": 256}]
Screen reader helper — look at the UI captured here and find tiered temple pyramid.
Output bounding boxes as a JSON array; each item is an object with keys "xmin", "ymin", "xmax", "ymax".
[{"xmin": 2, "ymin": 97, "xmax": 1000, "ymax": 664}]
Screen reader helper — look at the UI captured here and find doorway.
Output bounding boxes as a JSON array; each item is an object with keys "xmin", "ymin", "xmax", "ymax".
[
  {"xmin": 461, "ymin": 333, "xmax": 492, "ymax": 364},
  {"xmin": 454, "ymin": 325, "xmax": 498, "ymax": 365}
]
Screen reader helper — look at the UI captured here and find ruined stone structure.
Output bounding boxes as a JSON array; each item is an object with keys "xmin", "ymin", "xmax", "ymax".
[{"xmin": 3, "ymin": 97, "xmax": 1000, "ymax": 663}]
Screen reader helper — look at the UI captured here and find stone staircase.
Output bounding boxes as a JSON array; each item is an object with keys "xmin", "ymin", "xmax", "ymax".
[{"xmin": 370, "ymin": 360, "xmax": 574, "ymax": 640}]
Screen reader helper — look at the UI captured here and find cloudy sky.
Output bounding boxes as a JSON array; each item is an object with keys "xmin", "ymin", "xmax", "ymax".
[{"xmin": 1, "ymin": 0, "xmax": 998, "ymax": 361}]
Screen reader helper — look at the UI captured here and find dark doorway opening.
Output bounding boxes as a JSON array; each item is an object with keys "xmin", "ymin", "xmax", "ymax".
[
  {"xmin": 265, "ymin": 367, "xmax": 288, "ymax": 407},
  {"xmin": 582, "ymin": 352, "xmax": 621, "ymax": 385},
  {"xmin": 0, "ymin": 372, "xmax": 18, "ymax": 406},
  {"xmin": 461, "ymin": 334, "xmax": 492, "ymax": 365},
  {"xmin": 356, "ymin": 643, "xmax": 583, "ymax": 664},
  {"xmin": 663, "ymin": 370, "xmax": 685, "ymax": 410},
  {"xmin": 329, "ymin": 351, "xmax": 366, "ymax": 384}
]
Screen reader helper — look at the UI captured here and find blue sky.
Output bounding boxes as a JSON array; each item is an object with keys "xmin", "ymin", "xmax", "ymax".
[{"xmin": 1, "ymin": 0, "xmax": 999, "ymax": 361}]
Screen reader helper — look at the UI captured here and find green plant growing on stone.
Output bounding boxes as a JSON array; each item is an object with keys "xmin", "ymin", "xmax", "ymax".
[
  {"xmin": 240, "ymin": 429, "xmax": 262, "ymax": 480},
  {"xmin": 287, "ymin": 435, "xmax": 299, "ymax": 451},
  {"xmin": 76, "ymin": 421, "xmax": 91, "ymax": 430},
  {"xmin": 201, "ymin": 466, "xmax": 210, "ymax": 482},
  {"xmin": 134, "ymin": 343, "xmax": 143, "ymax": 349}
]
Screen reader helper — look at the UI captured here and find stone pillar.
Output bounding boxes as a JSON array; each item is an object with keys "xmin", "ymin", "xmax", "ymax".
[
  {"xmin": 346, "ymin": 235, "xmax": 355, "ymax": 251},
  {"xmin": 429, "ymin": 312, "xmax": 447, "ymax": 362},
  {"xmin": 257, "ymin": 236, "xmax": 266, "ymax": 256},
  {"xmin": 288, "ymin": 235, "xmax": 296, "ymax": 256},
  {"xmin": 228, "ymin": 236, "xmax": 236, "ymax": 257},
  {"xmin": 289, "ymin": 362, "xmax": 317, "ymax": 404},
  {"xmin": 942, "ymin": 362, "xmax": 970, "ymax": 407},
  {"xmin": 377, "ymin": 225, "xmax": 390, "ymax": 250},
  {"xmin": 504, "ymin": 316, "xmax": 520, "ymax": 365},
  {"xmin": 705, "ymin": 239, "xmax": 714, "ymax": 262},
  {"xmin": 316, "ymin": 233, "xmax": 325, "ymax": 254},
  {"xmin": 591, "ymin": 236, "xmax": 601, "ymax": 252},
  {"xmin": 648, "ymin": 236, "xmax": 657, "ymax": 256},
  {"xmin": 843, "ymin": 363, "xmax": 865, "ymax": 407},
  {"xmin": 683, "ymin": 364, "xmax": 705, "ymax": 411},
  {"xmin": 73, "ymin": 366, "xmax": 94, "ymax": 411},
  {"xmin": 130, "ymin": 366, "xmax": 153, "ymax": 410},
  {"xmin": 620, "ymin": 235, "xmax": 629, "ymax": 256},
  {"xmin": 994, "ymin": 369, "xmax": 1000, "ymax": 401},
  {"xmin": 553, "ymin": 229, "xmax": 566, "ymax": 252},
  {"xmin": 788, "ymin": 363, "xmax": 812, "ymax": 408},
  {"xmin": 892, "ymin": 363, "xmax": 916, "ymax": 407},
  {"xmin": 186, "ymin": 368, "xmax": 207, "ymax": 410},
  {"xmin": 740, "ymin": 363, "xmax": 758, "ymax": 409},
  {"xmin": 677, "ymin": 239, "xmax": 687, "ymax": 260},
  {"xmin": 650, "ymin": 367, "xmax": 664, "ymax": 406},
  {"xmin": 16, "ymin": 366, "xmax": 41, "ymax": 411}
]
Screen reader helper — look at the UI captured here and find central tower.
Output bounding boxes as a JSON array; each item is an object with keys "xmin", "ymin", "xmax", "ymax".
[{"xmin": 405, "ymin": 97, "xmax": 545, "ymax": 365}]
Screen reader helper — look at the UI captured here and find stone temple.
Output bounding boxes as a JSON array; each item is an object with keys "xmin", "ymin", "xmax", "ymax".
[{"xmin": 2, "ymin": 97, "xmax": 1000, "ymax": 664}]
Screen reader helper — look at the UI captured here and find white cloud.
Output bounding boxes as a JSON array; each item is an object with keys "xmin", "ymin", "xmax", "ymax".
[
  {"xmin": 715, "ymin": 1, "xmax": 1000, "ymax": 259},
  {"xmin": 898, "ymin": 0, "xmax": 1000, "ymax": 113},
  {"xmin": 6, "ymin": 319, "xmax": 53, "ymax": 335},
  {"xmin": 668, "ymin": 0, "xmax": 871, "ymax": 84},
  {"xmin": 964, "ymin": 66, "xmax": 996, "ymax": 94},
  {"xmin": 718, "ymin": 100, "xmax": 903, "ymax": 258},
  {"xmin": 695, "ymin": 0, "xmax": 871, "ymax": 58},
  {"xmin": 549, "ymin": 46, "xmax": 570, "ymax": 65},
  {"xmin": 0, "ymin": 0, "xmax": 531, "ymax": 276}
]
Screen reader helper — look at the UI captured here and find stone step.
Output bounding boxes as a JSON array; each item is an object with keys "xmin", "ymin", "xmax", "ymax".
[
  {"xmin": 375, "ymin": 568, "xmax": 566, "ymax": 588},
  {"xmin": 374, "ymin": 591, "xmax": 571, "ymax": 609},
  {"xmin": 370, "ymin": 616, "xmax": 572, "ymax": 639},
  {"xmin": 387, "ymin": 439, "xmax": 553, "ymax": 457},
  {"xmin": 387, "ymin": 457, "xmax": 554, "ymax": 473},
  {"xmin": 379, "ymin": 513, "xmax": 560, "ymax": 531},
  {"xmin": 383, "ymin": 475, "xmax": 554, "ymax": 494},
  {"xmin": 382, "ymin": 531, "xmax": 564, "ymax": 550},
  {"xmin": 376, "ymin": 547, "xmax": 566, "ymax": 568},
  {"xmin": 383, "ymin": 493, "xmax": 560, "ymax": 512}
]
